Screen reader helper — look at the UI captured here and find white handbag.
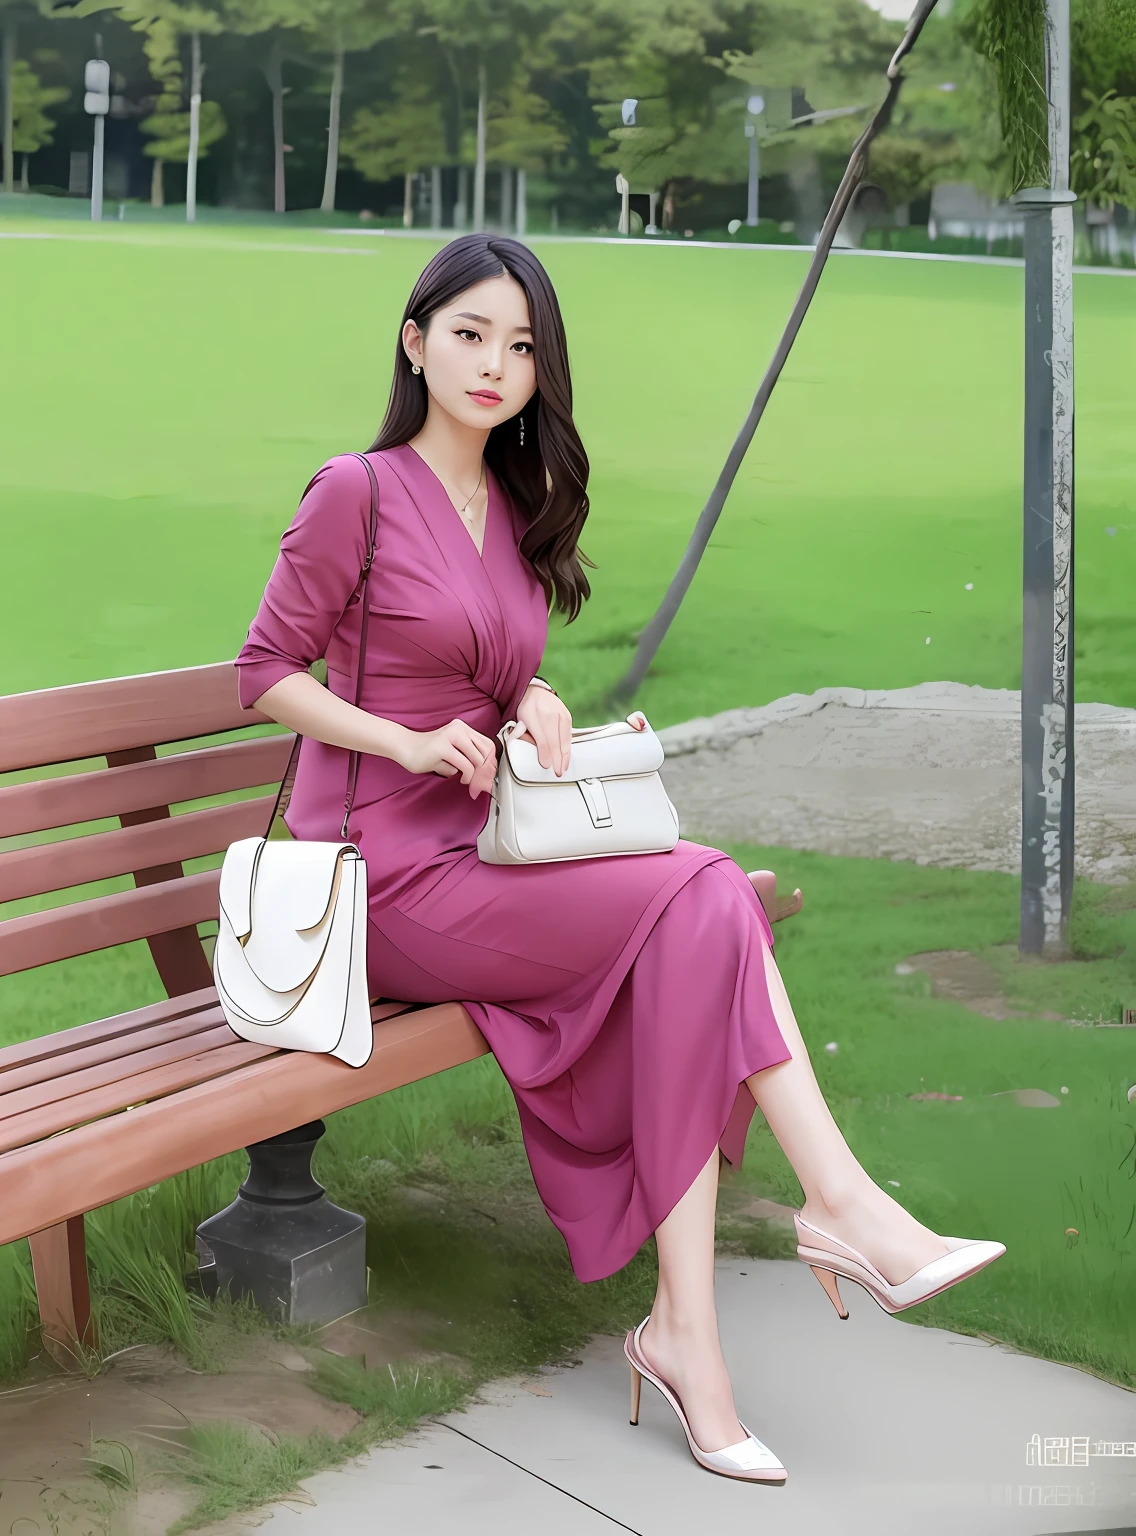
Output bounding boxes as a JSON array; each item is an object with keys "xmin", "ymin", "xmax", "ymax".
[
  {"xmin": 476, "ymin": 710, "xmax": 681, "ymax": 864},
  {"xmin": 212, "ymin": 453, "xmax": 380, "ymax": 1068}
]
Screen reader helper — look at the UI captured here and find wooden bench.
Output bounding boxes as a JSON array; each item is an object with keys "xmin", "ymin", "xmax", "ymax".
[{"xmin": 0, "ymin": 661, "xmax": 490, "ymax": 1364}]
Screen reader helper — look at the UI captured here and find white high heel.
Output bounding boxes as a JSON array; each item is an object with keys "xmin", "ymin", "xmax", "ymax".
[
  {"xmin": 794, "ymin": 1212, "xmax": 1007, "ymax": 1318},
  {"xmin": 624, "ymin": 1317, "xmax": 787, "ymax": 1484}
]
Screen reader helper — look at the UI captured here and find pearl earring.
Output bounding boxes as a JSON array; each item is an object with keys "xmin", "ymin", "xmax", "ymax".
[
  {"xmin": 519, "ymin": 415, "xmax": 525, "ymax": 447},
  {"xmin": 412, "ymin": 363, "xmax": 421, "ymax": 375}
]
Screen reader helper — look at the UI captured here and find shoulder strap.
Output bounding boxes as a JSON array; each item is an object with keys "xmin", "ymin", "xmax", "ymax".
[{"xmin": 264, "ymin": 452, "xmax": 380, "ymax": 841}]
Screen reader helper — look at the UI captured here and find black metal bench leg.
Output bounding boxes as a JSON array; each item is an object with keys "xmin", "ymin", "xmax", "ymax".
[{"xmin": 195, "ymin": 1120, "xmax": 367, "ymax": 1326}]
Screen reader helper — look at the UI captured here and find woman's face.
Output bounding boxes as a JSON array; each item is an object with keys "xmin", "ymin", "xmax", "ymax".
[{"xmin": 403, "ymin": 274, "xmax": 537, "ymax": 434}]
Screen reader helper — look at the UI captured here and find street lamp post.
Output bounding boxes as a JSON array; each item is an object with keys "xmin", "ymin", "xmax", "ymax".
[
  {"xmin": 1011, "ymin": 0, "xmax": 1077, "ymax": 957},
  {"xmin": 83, "ymin": 58, "xmax": 110, "ymax": 222},
  {"xmin": 745, "ymin": 94, "xmax": 764, "ymax": 226}
]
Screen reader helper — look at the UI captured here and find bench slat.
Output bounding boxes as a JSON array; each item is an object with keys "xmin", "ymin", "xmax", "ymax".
[
  {"xmin": 0, "ymin": 1003, "xmax": 489, "ymax": 1247},
  {"xmin": 0, "ymin": 1038, "xmax": 278, "ymax": 1159},
  {"xmin": 0, "ymin": 663, "xmax": 268, "ymax": 774},
  {"xmin": 0, "ymin": 1022, "xmax": 248, "ymax": 1131},
  {"xmin": 0, "ymin": 986, "xmax": 218, "ymax": 1073},
  {"xmin": 0, "ymin": 736, "xmax": 293, "ymax": 839},
  {"xmin": 0, "ymin": 999, "xmax": 413, "ymax": 1105},
  {"xmin": 0, "ymin": 795, "xmax": 273, "ymax": 904},
  {"xmin": 0, "ymin": 1010, "xmax": 229, "ymax": 1097},
  {"xmin": 0, "ymin": 870, "xmax": 220, "ymax": 977}
]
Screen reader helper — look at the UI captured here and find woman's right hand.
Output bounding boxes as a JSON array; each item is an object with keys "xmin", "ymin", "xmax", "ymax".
[{"xmin": 394, "ymin": 719, "xmax": 499, "ymax": 799}]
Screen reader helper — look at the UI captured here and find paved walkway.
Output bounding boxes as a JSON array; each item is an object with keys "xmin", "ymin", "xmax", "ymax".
[
  {"xmin": 248, "ymin": 1258, "xmax": 1136, "ymax": 1536},
  {"xmin": 657, "ymin": 683, "xmax": 1136, "ymax": 884}
]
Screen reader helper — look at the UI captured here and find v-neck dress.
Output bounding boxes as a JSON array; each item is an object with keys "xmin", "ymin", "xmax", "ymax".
[{"xmin": 235, "ymin": 445, "xmax": 793, "ymax": 1283}]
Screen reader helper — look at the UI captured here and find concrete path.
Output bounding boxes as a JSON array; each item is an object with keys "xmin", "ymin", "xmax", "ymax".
[
  {"xmin": 656, "ymin": 683, "xmax": 1136, "ymax": 884},
  {"xmin": 246, "ymin": 1259, "xmax": 1136, "ymax": 1536}
]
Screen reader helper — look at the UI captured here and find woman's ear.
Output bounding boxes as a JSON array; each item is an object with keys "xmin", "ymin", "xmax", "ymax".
[{"xmin": 402, "ymin": 318, "xmax": 424, "ymax": 370}]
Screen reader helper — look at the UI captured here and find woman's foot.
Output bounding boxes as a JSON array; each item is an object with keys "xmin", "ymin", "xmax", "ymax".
[
  {"xmin": 799, "ymin": 1181, "xmax": 950, "ymax": 1287},
  {"xmin": 637, "ymin": 1312, "xmax": 747, "ymax": 1455},
  {"xmin": 747, "ymin": 870, "xmax": 803, "ymax": 923}
]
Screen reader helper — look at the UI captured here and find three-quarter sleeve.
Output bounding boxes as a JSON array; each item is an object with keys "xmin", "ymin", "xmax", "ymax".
[{"xmin": 235, "ymin": 454, "xmax": 373, "ymax": 711}]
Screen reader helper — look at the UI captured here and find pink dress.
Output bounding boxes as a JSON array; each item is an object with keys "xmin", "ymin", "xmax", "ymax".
[{"xmin": 235, "ymin": 445, "xmax": 793, "ymax": 1283}]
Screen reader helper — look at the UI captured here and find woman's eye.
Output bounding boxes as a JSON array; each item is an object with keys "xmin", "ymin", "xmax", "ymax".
[
  {"xmin": 457, "ymin": 328, "xmax": 480, "ymax": 341},
  {"xmin": 513, "ymin": 342, "xmax": 534, "ymax": 355}
]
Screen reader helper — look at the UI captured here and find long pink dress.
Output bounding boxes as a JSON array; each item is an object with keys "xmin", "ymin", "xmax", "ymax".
[{"xmin": 235, "ymin": 445, "xmax": 793, "ymax": 1283}]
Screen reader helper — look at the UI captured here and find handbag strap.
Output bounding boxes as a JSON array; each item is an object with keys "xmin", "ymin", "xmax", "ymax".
[{"xmin": 264, "ymin": 451, "xmax": 381, "ymax": 842}]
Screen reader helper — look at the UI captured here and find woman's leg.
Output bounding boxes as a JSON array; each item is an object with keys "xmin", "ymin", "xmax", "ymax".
[
  {"xmin": 745, "ymin": 938, "xmax": 951, "ymax": 1285},
  {"xmin": 638, "ymin": 1148, "xmax": 749, "ymax": 1455},
  {"xmin": 640, "ymin": 931, "xmax": 952, "ymax": 1458}
]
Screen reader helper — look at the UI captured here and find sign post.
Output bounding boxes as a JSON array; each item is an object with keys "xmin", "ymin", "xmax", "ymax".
[
  {"xmin": 745, "ymin": 94, "xmax": 764, "ymax": 226},
  {"xmin": 83, "ymin": 58, "xmax": 110, "ymax": 222}
]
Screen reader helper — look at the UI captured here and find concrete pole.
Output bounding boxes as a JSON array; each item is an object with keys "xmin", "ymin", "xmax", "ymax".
[{"xmin": 1012, "ymin": 0, "xmax": 1077, "ymax": 955}]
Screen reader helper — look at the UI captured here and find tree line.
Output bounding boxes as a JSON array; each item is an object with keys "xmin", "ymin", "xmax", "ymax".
[{"xmin": 1, "ymin": 0, "xmax": 1133, "ymax": 228}]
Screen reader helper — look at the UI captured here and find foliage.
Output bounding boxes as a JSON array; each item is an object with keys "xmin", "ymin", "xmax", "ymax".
[
  {"xmin": 963, "ymin": 0, "xmax": 1049, "ymax": 191},
  {"xmin": 1071, "ymin": 85, "xmax": 1136, "ymax": 207},
  {"xmin": 340, "ymin": 74, "xmax": 446, "ymax": 180},
  {"xmin": 9, "ymin": 53, "xmax": 68, "ymax": 155}
]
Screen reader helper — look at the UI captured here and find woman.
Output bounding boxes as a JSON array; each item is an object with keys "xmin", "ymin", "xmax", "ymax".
[{"xmin": 235, "ymin": 233, "xmax": 1005, "ymax": 1484}]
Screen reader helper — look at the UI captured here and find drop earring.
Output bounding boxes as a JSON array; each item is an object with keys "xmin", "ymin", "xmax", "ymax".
[{"xmin": 519, "ymin": 415, "xmax": 525, "ymax": 447}]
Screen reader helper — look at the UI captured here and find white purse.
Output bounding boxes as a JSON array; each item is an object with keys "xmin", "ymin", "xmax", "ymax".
[
  {"xmin": 212, "ymin": 453, "xmax": 380, "ymax": 1068},
  {"xmin": 476, "ymin": 710, "xmax": 681, "ymax": 864}
]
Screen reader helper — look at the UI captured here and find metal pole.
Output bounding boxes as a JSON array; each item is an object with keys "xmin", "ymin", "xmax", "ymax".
[
  {"xmin": 91, "ymin": 113, "xmax": 104, "ymax": 221},
  {"xmin": 1012, "ymin": 0, "xmax": 1076, "ymax": 956},
  {"xmin": 746, "ymin": 126, "xmax": 759, "ymax": 225}
]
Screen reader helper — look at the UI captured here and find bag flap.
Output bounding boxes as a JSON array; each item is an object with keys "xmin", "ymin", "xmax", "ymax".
[
  {"xmin": 501, "ymin": 713, "xmax": 664, "ymax": 785},
  {"xmin": 218, "ymin": 839, "xmax": 360, "ymax": 995},
  {"xmin": 217, "ymin": 837, "xmax": 264, "ymax": 942}
]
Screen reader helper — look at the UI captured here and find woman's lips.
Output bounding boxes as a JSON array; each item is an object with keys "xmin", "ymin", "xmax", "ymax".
[{"xmin": 468, "ymin": 390, "xmax": 503, "ymax": 406}]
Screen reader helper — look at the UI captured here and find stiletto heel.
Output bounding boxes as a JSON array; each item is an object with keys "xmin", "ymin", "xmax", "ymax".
[
  {"xmin": 623, "ymin": 1317, "xmax": 786, "ymax": 1484},
  {"xmin": 794, "ymin": 1212, "xmax": 1006, "ymax": 1316},
  {"xmin": 809, "ymin": 1263, "xmax": 849, "ymax": 1319}
]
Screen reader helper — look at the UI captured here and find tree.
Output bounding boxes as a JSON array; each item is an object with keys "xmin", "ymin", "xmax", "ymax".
[
  {"xmin": 340, "ymin": 74, "xmax": 446, "ymax": 224},
  {"xmin": 300, "ymin": 0, "xmax": 396, "ymax": 213},
  {"xmin": 1071, "ymin": 86, "xmax": 1136, "ymax": 209},
  {"xmin": 135, "ymin": 12, "xmax": 226, "ymax": 206},
  {"xmin": 9, "ymin": 53, "xmax": 67, "ymax": 188},
  {"xmin": 75, "ymin": 0, "xmax": 229, "ymax": 218}
]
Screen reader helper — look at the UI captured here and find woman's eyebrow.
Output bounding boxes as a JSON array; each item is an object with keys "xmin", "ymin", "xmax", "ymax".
[{"xmin": 453, "ymin": 311, "xmax": 533, "ymax": 335}]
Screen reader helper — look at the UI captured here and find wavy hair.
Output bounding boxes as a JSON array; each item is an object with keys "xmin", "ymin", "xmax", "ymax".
[{"xmin": 368, "ymin": 233, "xmax": 594, "ymax": 621}]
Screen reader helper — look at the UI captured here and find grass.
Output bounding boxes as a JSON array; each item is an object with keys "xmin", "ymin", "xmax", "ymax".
[
  {"xmin": 0, "ymin": 219, "xmax": 1133, "ymax": 723},
  {"xmin": 3, "ymin": 844, "xmax": 1135, "ymax": 1399}
]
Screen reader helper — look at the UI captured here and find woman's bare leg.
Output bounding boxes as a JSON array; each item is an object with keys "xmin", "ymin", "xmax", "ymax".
[
  {"xmin": 745, "ymin": 937, "xmax": 950, "ymax": 1283},
  {"xmin": 638, "ymin": 1148, "xmax": 748, "ymax": 1455}
]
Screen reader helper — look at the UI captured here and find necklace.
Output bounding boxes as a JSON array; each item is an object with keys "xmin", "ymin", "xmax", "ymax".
[{"xmin": 453, "ymin": 464, "xmax": 484, "ymax": 523}]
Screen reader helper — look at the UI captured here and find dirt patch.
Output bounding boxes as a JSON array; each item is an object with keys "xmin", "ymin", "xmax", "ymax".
[
  {"xmin": 0, "ymin": 1313, "xmax": 444, "ymax": 1535},
  {"xmin": 897, "ymin": 949, "xmax": 1064, "ymax": 1022},
  {"xmin": 658, "ymin": 684, "xmax": 1136, "ymax": 883}
]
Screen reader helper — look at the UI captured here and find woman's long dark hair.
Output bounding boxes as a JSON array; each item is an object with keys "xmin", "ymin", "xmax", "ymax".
[{"xmin": 368, "ymin": 234, "xmax": 593, "ymax": 622}]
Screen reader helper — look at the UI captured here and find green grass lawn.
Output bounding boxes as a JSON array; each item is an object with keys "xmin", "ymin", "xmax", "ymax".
[
  {"xmin": 2, "ymin": 846, "xmax": 1134, "ymax": 1396},
  {"xmin": 1, "ymin": 219, "xmax": 1134, "ymax": 722}
]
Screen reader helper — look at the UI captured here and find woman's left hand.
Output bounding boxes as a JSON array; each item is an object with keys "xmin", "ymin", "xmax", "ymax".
[{"xmin": 516, "ymin": 683, "xmax": 573, "ymax": 776}]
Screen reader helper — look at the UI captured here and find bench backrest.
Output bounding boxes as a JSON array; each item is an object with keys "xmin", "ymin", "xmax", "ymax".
[{"xmin": 0, "ymin": 663, "xmax": 291, "ymax": 996}]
